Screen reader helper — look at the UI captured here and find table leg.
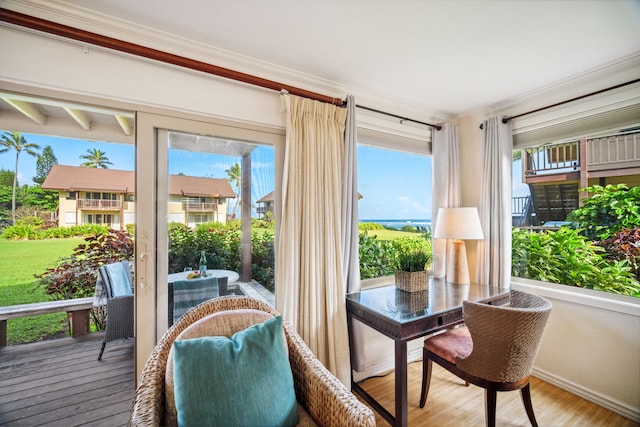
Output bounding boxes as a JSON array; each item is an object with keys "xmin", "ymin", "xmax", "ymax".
[{"xmin": 395, "ymin": 339, "xmax": 408, "ymax": 427}]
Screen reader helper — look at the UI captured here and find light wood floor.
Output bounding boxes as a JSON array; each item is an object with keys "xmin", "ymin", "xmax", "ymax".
[{"xmin": 357, "ymin": 361, "xmax": 639, "ymax": 426}]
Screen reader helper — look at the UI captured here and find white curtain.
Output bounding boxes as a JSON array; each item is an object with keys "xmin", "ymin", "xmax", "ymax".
[
  {"xmin": 276, "ymin": 93, "xmax": 351, "ymax": 385},
  {"xmin": 431, "ymin": 123, "xmax": 461, "ymax": 278},
  {"xmin": 476, "ymin": 117, "xmax": 513, "ymax": 288},
  {"xmin": 342, "ymin": 95, "xmax": 366, "ymax": 372}
]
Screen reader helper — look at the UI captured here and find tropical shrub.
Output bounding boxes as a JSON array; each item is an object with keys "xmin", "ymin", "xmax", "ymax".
[
  {"xmin": 512, "ymin": 227, "xmax": 639, "ymax": 297},
  {"xmin": 358, "ymin": 232, "xmax": 397, "ymax": 279},
  {"xmin": 167, "ymin": 221, "xmax": 274, "ymax": 291},
  {"xmin": 567, "ymin": 184, "xmax": 640, "ymax": 239},
  {"xmin": 358, "ymin": 222, "xmax": 386, "ymax": 232},
  {"xmin": 596, "ymin": 228, "xmax": 640, "ymax": 283},
  {"xmin": 252, "ymin": 230, "xmax": 275, "ymax": 292},
  {"xmin": 36, "ymin": 229, "xmax": 134, "ymax": 329},
  {"xmin": 1, "ymin": 223, "xmax": 108, "ymax": 239}
]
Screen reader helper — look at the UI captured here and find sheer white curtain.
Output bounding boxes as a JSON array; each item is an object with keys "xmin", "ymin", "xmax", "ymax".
[
  {"xmin": 431, "ymin": 123, "xmax": 461, "ymax": 278},
  {"xmin": 276, "ymin": 93, "xmax": 351, "ymax": 385},
  {"xmin": 476, "ymin": 117, "xmax": 513, "ymax": 287},
  {"xmin": 342, "ymin": 95, "xmax": 365, "ymax": 372}
]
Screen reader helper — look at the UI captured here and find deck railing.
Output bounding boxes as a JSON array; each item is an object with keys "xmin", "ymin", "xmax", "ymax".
[{"xmin": 77, "ymin": 199, "xmax": 122, "ymax": 210}]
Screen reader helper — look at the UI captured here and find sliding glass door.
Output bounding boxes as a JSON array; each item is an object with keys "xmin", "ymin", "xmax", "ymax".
[{"xmin": 135, "ymin": 112, "xmax": 282, "ymax": 377}]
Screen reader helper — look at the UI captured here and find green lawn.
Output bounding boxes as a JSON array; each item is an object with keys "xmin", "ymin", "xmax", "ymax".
[
  {"xmin": 0, "ymin": 238, "xmax": 82, "ymax": 344},
  {"xmin": 362, "ymin": 229, "xmax": 421, "ymax": 240}
]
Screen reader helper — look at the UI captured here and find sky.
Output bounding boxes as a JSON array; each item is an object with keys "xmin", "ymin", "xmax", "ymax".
[{"xmin": 0, "ymin": 130, "xmax": 527, "ymax": 220}]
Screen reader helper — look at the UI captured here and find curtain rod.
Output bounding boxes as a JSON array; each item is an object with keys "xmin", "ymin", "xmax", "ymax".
[
  {"xmin": 0, "ymin": 8, "xmax": 344, "ymax": 106},
  {"xmin": 480, "ymin": 78, "xmax": 640, "ymax": 129},
  {"xmin": 353, "ymin": 104, "xmax": 442, "ymax": 130}
]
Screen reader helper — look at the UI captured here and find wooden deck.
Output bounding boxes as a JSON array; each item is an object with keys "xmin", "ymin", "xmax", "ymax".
[{"xmin": 0, "ymin": 333, "xmax": 133, "ymax": 427}]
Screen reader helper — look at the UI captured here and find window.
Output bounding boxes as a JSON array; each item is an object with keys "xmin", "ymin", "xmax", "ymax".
[
  {"xmin": 511, "ymin": 129, "xmax": 640, "ymax": 297},
  {"xmin": 166, "ymin": 132, "xmax": 276, "ymax": 294},
  {"xmin": 86, "ymin": 213, "xmax": 113, "ymax": 225},
  {"xmin": 357, "ymin": 144, "xmax": 432, "ymax": 282}
]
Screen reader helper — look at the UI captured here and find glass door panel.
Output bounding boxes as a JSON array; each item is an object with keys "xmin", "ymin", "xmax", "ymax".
[{"xmin": 135, "ymin": 113, "xmax": 280, "ymax": 377}]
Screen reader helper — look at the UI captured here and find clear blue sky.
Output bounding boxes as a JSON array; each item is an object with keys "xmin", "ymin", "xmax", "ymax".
[{"xmin": 1, "ymin": 130, "xmax": 525, "ymax": 220}]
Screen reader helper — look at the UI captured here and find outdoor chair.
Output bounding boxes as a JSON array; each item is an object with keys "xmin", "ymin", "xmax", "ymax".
[
  {"xmin": 168, "ymin": 276, "xmax": 227, "ymax": 327},
  {"xmin": 419, "ymin": 289, "xmax": 552, "ymax": 427},
  {"xmin": 130, "ymin": 295, "xmax": 376, "ymax": 427},
  {"xmin": 96, "ymin": 261, "xmax": 134, "ymax": 360}
]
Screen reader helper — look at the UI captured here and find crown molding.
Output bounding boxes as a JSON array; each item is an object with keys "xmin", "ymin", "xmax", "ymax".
[
  {"xmin": 2, "ymin": 0, "xmax": 452, "ymax": 126},
  {"xmin": 482, "ymin": 53, "xmax": 640, "ymax": 119}
]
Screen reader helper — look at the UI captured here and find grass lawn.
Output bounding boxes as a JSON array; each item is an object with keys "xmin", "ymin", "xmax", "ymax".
[
  {"xmin": 361, "ymin": 229, "xmax": 422, "ymax": 240},
  {"xmin": 0, "ymin": 238, "xmax": 83, "ymax": 344}
]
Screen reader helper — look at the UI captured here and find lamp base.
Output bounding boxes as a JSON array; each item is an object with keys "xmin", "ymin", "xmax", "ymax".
[{"xmin": 446, "ymin": 239, "xmax": 470, "ymax": 285}]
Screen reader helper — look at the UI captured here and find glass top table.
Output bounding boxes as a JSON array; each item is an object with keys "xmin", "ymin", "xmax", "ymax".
[{"xmin": 346, "ymin": 279, "xmax": 509, "ymax": 427}]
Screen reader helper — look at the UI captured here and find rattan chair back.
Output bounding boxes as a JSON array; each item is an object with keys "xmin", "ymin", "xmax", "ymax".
[{"xmin": 457, "ymin": 289, "xmax": 552, "ymax": 383}]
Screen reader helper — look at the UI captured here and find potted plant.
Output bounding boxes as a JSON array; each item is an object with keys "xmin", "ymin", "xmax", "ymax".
[{"xmin": 393, "ymin": 237, "xmax": 432, "ymax": 292}]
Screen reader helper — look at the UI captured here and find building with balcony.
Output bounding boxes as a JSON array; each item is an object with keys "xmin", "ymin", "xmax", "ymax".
[
  {"xmin": 513, "ymin": 129, "xmax": 640, "ymax": 227},
  {"xmin": 42, "ymin": 165, "xmax": 235, "ymax": 229},
  {"xmin": 256, "ymin": 191, "xmax": 274, "ymax": 218}
]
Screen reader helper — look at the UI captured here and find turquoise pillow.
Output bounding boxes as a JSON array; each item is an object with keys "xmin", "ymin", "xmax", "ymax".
[{"xmin": 172, "ymin": 316, "xmax": 299, "ymax": 427}]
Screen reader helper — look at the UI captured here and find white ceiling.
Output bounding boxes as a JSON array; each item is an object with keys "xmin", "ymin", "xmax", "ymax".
[{"xmin": 53, "ymin": 0, "xmax": 640, "ymax": 118}]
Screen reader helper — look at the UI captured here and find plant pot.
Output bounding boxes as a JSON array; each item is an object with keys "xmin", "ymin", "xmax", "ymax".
[
  {"xmin": 395, "ymin": 288, "xmax": 429, "ymax": 314},
  {"xmin": 395, "ymin": 270, "xmax": 429, "ymax": 292}
]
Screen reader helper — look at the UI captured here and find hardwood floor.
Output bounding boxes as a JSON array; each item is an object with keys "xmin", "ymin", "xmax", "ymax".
[
  {"xmin": 0, "ymin": 334, "xmax": 133, "ymax": 427},
  {"xmin": 0, "ymin": 334, "xmax": 636, "ymax": 426},
  {"xmin": 357, "ymin": 361, "xmax": 638, "ymax": 426}
]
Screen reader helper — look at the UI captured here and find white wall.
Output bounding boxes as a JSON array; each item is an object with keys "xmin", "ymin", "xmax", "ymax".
[{"xmin": 513, "ymin": 279, "xmax": 640, "ymax": 421}]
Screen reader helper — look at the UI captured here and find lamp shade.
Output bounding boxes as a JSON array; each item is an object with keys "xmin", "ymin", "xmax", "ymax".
[{"xmin": 433, "ymin": 207, "xmax": 484, "ymax": 240}]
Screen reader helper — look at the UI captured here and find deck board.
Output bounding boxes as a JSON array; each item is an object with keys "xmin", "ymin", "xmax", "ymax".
[{"xmin": 0, "ymin": 334, "xmax": 133, "ymax": 427}]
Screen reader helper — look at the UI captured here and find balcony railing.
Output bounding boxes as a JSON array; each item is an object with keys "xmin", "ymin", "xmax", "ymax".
[
  {"xmin": 587, "ymin": 131, "xmax": 640, "ymax": 172},
  {"xmin": 524, "ymin": 130, "xmax": 640, "ymax": 176},
  {"xmin": 524, "ymin": 141, "xmax": 579, "ymax": 176},
  {"xmin": 182, "ymin": 202, "xmax": 218, "ymax": 212},
  {"xmin": 256, "ymin": 206, "xmax": 273, "ymax": 214},
  {"xmin": 77, "ymin": 199, "xmax": 122, "ymax": 210}
]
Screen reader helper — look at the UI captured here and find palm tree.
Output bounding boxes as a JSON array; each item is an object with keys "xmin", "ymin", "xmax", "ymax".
[
  {"xmin": 0, "ymin": 131, "xmax": 41, "ymax": 223},
  {"xmin": 80, "ymin": 148, "xmax": 113, "ymax": 169},
  {"xmin": 225, "ymin": 163, "xmax": 241, "ymax": 218}
]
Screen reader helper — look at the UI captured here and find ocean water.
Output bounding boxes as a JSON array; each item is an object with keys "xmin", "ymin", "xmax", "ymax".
[{"xmin": 360, "ymin": 219, "xmax": 432, "ymax": 231}]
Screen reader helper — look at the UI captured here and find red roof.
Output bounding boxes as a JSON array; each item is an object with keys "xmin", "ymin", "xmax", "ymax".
[{"xmin": 42, "ymin": 165, "xmax": 235, "ymax": 198}]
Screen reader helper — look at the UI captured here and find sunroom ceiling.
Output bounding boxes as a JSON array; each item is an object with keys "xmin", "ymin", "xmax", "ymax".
[{"xmin": 0, "ymin": 91, "xmax": 135, "ymax": 144}]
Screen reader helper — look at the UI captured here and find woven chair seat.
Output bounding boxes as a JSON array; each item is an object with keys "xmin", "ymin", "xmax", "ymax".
[{"xmin": 423, "ymin": 326, "xmax": 472, "ymax": 364}]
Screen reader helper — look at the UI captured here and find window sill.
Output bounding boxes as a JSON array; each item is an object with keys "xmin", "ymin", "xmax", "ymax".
[{"xmin": 511, "ymin": 277, "xmax": 640, "ymax": 316}]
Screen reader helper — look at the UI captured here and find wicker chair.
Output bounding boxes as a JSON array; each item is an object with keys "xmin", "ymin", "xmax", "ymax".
[
  {"xmin": 419, "ymin": 289, "xmax": 552, "ymax": 427},
  {"xmin": 129, "ymin": 295, "xmax": 376, "ymax": 427},
  {"xmin": 97, "ymin": 261, "xmax": 134, "ymax": 360}
]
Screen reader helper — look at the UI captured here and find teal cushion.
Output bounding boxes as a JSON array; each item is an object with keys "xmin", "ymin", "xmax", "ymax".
[{"xmin": 172, "ymin": 315, "xmax": 299, "ymax": 427}]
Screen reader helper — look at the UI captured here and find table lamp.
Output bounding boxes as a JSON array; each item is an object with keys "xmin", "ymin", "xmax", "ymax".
[{"xmin": 433, "ymin": 207, "xmax": 484, "ymax": 285}]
